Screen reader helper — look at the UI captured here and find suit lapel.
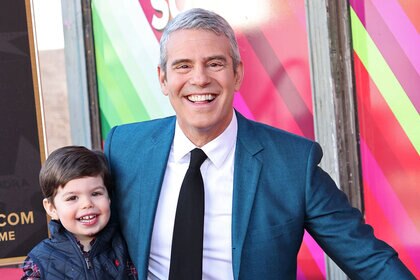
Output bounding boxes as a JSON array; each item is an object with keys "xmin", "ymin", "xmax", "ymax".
[
  {"xmin": 231, "ymin": 112, "xmax": 263, "ymax": 279},
  {"xmin": 133, "ymin": 114, "xmax": 262, "ymax": 278},
  {"xmin": 136, "ymin": 118, "xmax": 175, "ymax": 278}
]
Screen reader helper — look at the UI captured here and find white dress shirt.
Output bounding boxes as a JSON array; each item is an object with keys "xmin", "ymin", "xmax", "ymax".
[{"xmin": 148, "ymin": 113, "xmax": 237, "ymax": 280}]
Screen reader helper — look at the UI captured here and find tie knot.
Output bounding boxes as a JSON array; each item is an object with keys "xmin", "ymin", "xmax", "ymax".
[{"xmin": 189, "ymin": 148, "xmax": 207, "ymax": 169}]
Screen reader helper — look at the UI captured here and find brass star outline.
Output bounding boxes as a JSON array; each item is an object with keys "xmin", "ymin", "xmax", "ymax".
[{"xmin": 0, "ymin": 31, "xmax": 28, "ymax": 56}]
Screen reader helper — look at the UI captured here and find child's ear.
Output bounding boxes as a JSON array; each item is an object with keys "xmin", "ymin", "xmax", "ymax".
[{"xmin": 43, "ymin": 198, "xmax": 58, "ymax": 220}]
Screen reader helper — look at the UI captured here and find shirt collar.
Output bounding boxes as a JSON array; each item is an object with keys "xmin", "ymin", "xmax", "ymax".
[{"xmin": 172, "ymin": 112, "xmax": 238, "ymax": 168}]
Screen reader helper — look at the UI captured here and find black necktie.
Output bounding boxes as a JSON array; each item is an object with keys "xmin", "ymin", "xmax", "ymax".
[{"xmin": 169, "ymin": 148, "xmax": 207, "ymax": 280}]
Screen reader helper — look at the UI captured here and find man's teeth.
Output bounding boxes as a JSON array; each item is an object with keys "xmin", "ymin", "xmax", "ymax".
[
  {"xmin": 79, "ymin": 215, "xmax": 96, "ymax": 220},
  {"xmin": 188, "ymin": 94, "xmax": 215, "ymax": 102}
]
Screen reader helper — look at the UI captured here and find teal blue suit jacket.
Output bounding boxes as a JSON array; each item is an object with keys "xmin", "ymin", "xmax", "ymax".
[{"xmin": 104, "ymin": 112, "xmax": 414, "ymax": 279}]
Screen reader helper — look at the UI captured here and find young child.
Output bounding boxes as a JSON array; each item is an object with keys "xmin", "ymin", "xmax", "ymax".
[{"xmin": 21, "ymin": 146, "xmax": 137, "ymax": 279}]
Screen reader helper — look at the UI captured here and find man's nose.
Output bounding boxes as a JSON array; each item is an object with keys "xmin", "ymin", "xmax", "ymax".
[{"xmin": 190, "ymin": 66, "xmax": 211, "ymax": 86}]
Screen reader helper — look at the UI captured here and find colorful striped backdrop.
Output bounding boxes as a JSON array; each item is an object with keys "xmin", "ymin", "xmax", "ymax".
[
  {"xmin": 92, "ymin": 0, "xmax": 325, "ymax": 278},
  {"xmin": 350, "ymin": 0, "xmax": 420, "ymax": 278},
  {"xmin": 0, "ymin": 1, "xmax": 415, "ymax": 278}
]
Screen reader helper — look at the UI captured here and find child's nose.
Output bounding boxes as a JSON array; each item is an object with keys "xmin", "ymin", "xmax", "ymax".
[{"xmin": 81, "ymin": 197, "xmax": 94, "ymax": 209}]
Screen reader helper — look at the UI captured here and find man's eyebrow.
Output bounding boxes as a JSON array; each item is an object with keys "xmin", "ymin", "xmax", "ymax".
[
  {"xmin": 171, "ymin": 58, "xmax": 192, "ymax": 67},
  {"xmin": 207, "ymin": 55, "xmax": 227, "ymax": 61}
]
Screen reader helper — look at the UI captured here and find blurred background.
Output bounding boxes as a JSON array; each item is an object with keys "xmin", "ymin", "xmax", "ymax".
[{"xmin": 0, "ymin": 0, "xmax": 418, "ymax": 279}]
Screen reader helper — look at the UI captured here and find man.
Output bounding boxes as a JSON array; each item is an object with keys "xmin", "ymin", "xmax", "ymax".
[{"xmin": 104, "ymin": 8, "xmax": 415, "ymax": 280}]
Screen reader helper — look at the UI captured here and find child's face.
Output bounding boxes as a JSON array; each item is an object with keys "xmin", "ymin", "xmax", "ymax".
[{"xmin": 43, "ymin": 175, "xmax": 111, "ymax": 246}]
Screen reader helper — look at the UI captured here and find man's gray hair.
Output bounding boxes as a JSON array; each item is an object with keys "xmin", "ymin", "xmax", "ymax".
[{"xmin": 159, "ymin": 8, "xmax": 241, "ymax": 74}]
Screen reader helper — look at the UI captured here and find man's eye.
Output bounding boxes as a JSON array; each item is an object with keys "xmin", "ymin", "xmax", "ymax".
[
  {"xmin": 208, "ymin": 62, "xmax": 224, "ymax": 69},
  {"xmin": 176, "ymin": 64, "xmax": 190, "ymax": 69}
]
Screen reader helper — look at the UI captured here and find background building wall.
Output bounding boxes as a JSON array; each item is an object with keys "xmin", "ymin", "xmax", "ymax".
[{"xmin": 33, "ymin": 0, "xmax": 71, "ymax": 153}]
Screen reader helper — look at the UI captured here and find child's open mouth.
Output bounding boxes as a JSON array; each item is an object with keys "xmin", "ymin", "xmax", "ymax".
[{"xmin": 78, "ymin": 215, "xmax": 98, "ymax": 225}]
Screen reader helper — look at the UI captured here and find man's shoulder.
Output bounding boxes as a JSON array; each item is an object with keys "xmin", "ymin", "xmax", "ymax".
[
  {"xmin": 105, "ymin": 116, "xmax": 176, "ymax": 155},
  {"xmin": 237, "ymin": 113, "xmax": 315, "ymax": 146}
]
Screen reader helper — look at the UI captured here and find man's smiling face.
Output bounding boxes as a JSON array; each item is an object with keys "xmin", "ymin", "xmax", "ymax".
[{"xmin": 158, "ymin": 29, "xmax": 243, "ymax": 146}]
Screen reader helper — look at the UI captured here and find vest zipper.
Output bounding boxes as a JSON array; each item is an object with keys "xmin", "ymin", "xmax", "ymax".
[
  {"xmin": 64, "ymin": 230, "xmax": 94, "ymax": 277},
  {"xmin": 85, "ymin": 256, "xmax": 92, "ymax": 269}
]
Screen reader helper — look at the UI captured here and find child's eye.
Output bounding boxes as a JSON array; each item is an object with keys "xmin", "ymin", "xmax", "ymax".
[
  {"xmin": 92, "ymin": 191, "xmax": 103, "ymax": 196},
  {"xmin": 66, "ymin": 196, "xmax": 77, "ymax": 201}
]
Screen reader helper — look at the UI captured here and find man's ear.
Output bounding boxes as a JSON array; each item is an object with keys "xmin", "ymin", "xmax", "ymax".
[
  {"xmin": 158, "ymin": 65, "xmax": 168, "ymax": 96},
  {"xmin": 43, "ymin": 198, "xmax": 58, "ymax": 220},
  {"xmin": 234, "ymin": 61, "xmax": 244, "ymax": 91}
]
